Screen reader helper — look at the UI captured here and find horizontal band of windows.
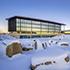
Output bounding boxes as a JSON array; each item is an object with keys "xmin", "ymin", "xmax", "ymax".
[
  {"xmin": 42, "ymin": 29, "xmax": 49, "ymax": 30},
  {"xmin": 16, "ymin": 22, "xmax": 31, "ymax": 25},
  {"xmin": 24, "ymin": 26, "xmax": 32, "ymax": 28},
  {"xmin": 56, "ymin": 29, "xmax": 61, "ymax": 31},
  {"xmin": 55, "ymin": 27, "xmax": 61, "ymax": 29},
  {"xmin": 16, "ymin": 23, "xmax": 60, "ymax": 27},
  {"xmin": 55, "ymin": 25, "xmax": 61, "ymax": 26},
  {"xmin": 42, "ymin": 27, "xmax": 48, "ymax": 28},
  {"xmin": 16, "ymin": 26, "xmax": 49, "ymax": 29},
  {"xmin": 21, "ymin": 27, "xmax": 41, "ymax": 29},
  {"xmin": 55, "ymin": 25, "xmax": 61, "ymax": 27},
  {"xmin": 41, "ymin": 23, "xmax": 48, "ymax": 25},
  {"xmin": 16, "ymin": 24, "xmax": 41, "ymax": 26},
  {"xmin": 16, "ymin": 25, "xmax": 32, "ymax": 27},
  {"xmin": 16, "ymin": 28, "xmax": 50, "ymax": 30},
  {"xmin": 17, "ymin": 22, "xmax": 40, "ymax": 25},
  {"xmin": 16, "ymin": 23, "xmax": 58, "ymax": 27},
  {"xmin": 48, "ymin": 23, "xmax": 55, "ymax": 25},
  {"xmin": 55, "ymin": 29, "xmax": 61, "ymax": 31},
  {"xmin": 41, "ymin": 25, "xmax": 49, "ymax": 27},
  {"xmin": 48, "ymin": 26, "xmax": 54, "ymax": 28},
  {"xmin": 16, "ymin": 19, "xmax": 60, "ymax": 26},
  {"xmin": 41, "ymin": 28, "xmax": 49, "ymax": 30},
  {"xmin": 32, "ymin": 29, "xmax": 40, "ymax": 31},
  {"xmin": 41, "ymin": 30, "xmax": 49, "ymax": 32},
  {"xmin": 55, "ymin": 26, "xmax": 61, "ymax": 28},
  {"xmin": 55, "ymin": 28, "xmax": 61, "ymax": 30},
  {"xmin": 32, "ymin": 25, "xmax": 41, "ymax": 27},
  {"xmin": 16, "ymin": 22, "xmax": 51, "ymax": 26},
  {"xmin": 32, "ymin": 26, "xmax": 40, "ymax": 28},
  {"xmin": 16, "ymin": 26, "xmax": 20, "ymax": 28},
  {"xmin": 16, "ymin": 24, "xmax": 20, "ymax": 26},
  {"xmin": 32, "ymin": 25, "xmax": 48, "ymax": 27},
  {"xmin": 41, "ymin": 31, "xmax": 49, "ymax": 32},
  {"xmin": 48, "ymin": 30, "xmax": 55, "ymax": 31},
  {"xmin": 21, "ymin": 22, "xmax": 31, "ymax": 24},
  {"xmin": 16, "ymin": 26, "xmax": 41, "ymax": 29},
  {"xmin": 48, "ymin": 25, "xmax": 55, "ymax": 27},
  {"xmin": 32, "ymin": 21, "xmax": 40, "ymax": 23},
  {"xmin": 16, "ymin": 27, "xmax": 59, "ymax": 30},
  {"xmin": 48, "ymin": 28, "xmax": 55, "ymax": 30}
]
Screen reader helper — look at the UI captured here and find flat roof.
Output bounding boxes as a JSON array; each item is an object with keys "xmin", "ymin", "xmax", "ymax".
[{"xmin": 6, "ymin": 16, "xmax": 65, "ymax": 25}]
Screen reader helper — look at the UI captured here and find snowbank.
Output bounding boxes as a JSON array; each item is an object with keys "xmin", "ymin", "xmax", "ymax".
[
  {"xmin": 0, "ymin": 39, "xmax": 22, "ymax": 57},
  {"xmin": 0, "ymin": 34, "xmax": 16, "ymax": 40},
  {"xmin": 35, "ymin": 62, "xmax": 70, "ymax": 70},
  {"xmin": 31, "ymin": 47, "xmax": 69, "ymax": 69},
  {"xmin": 2, "ymin": 39, "xmax": 20, "ymax": 46},
  {"xmin": 0, "ymin": 41, "xmax": 7, "ymax": 57},
  {"xmin": 19, "ymin": 39, "xmax": 33, "ymax": 48}
]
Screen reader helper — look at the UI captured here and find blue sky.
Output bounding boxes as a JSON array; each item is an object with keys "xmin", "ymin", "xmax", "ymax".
[{"xmin": 0, "ymin": 0, "xmax": 70, "ymax": 32}]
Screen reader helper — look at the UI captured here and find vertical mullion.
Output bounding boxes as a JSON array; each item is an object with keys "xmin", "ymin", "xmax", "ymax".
[
  {"xmin": 20, "ymin": 19, "xmax": 21, "ymax": 33},
  {"xmin": 31, "ymin": 20, "xmax": 32, "ymax": 38},
  {"xmin": 40, "ymin": 22, "xmax": 42, "ymax": 37}
]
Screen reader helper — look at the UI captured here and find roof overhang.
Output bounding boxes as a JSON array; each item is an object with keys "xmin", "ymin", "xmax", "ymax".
[{"xmin": 6, "ymin": 16, "xmax": 66, "ymax": 25}]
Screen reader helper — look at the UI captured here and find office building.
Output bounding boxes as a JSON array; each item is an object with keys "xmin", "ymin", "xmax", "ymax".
[{"xmin": 6, "ymin": 16, "xmax": 65, "ymax": 37}]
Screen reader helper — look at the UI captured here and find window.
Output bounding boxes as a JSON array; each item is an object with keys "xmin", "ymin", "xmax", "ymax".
[
  {"xmin": 21, "ymin": 19, "xmax": 24, "ymax": 22},
  {"xmin": 42, "ymin": 22, "xmax": 48, "ymax": 26},
  {"xmin": 32, "ymin": 24, "xmax": 40, "ymax": 28},
  {"xmin": 27, "ymin": 28, "xmax": 31, "ymax": 31},
  {"xmin": 16, "ymin": 19, "xmax": 20, "ymax": 22},
  {"xmin": 42, "ymin": 25, "xmax": 48, "ymax": 28},
  {"xmin": 32, "ymin": 21, "xmax": 40, "ymax": 25},
  {"xmin": 27, "ymin": 24, "xmax": 31, "ymax": 28},
  {"xmin": 16, "ymin": 22, "xmax": 20, "ymax": 27},
  {"xmin": 49, "ymin": 23, "xmax": 55, "ymax": 26},
  {"xmin": 42, "ymin": 29, "xmax": 48, "ymax": 31},
  {"xmin": 21, "ymin": 27, "xmax": 27, "ymax": 31},
  {"xmin": 16, "ymin": 27, "xmax": 20, "ymax": 31},
  {"xmin": 32, "ymin": 28, "xmax": 40, "ymax": 31}
]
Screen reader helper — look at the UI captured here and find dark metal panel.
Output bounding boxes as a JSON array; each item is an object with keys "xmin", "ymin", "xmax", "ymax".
[{"xmin": 8, "ymin": 18, "xmax": 16, "ymax": 32}]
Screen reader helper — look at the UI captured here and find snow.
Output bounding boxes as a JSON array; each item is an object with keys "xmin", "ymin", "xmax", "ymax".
[
  {"xmin": 35, "ymin": 62, "xmax": 70, "ymax": 70},
  {"xmin": 0, "ymin": 39, "xmax": 21, "ymax": 57},
  {"xmin": 2, "ymin": 39, "xmax": 20, "ymax": 46},
  {"xmin": 0, "ymin": 54, "xmax": 32, "ymax": 70},
  {"xmin": 0, "ymin": 34, "xmax": 16, "ymax": 41},
  {"xmin": 19, "ymin": 39, "xmax": 33, "ymax": 48},
  {"xmin": 31, "ymin": 47, "xmax": 68, "ymax": 66},
  {"xmin": 0, "ymin": 41, "xmax": 7, "ymax": 57},
  {"xmin": 0, "ymin": 34, "xmax": 70, "ymax": 70}
]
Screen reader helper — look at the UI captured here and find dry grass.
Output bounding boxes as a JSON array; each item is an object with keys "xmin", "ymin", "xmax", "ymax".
[{"xmin": 6, "ymin": 42, "xmax": 22, "ymax": 57}]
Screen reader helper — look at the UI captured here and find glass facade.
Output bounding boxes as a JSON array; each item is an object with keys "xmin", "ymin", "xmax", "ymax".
[{"xmin": 16, "ymin": 18, "xmax": 61, "ymax": 36}]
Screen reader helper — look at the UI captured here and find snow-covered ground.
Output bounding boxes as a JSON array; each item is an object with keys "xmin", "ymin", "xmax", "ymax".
[
  {"xmin": 0, "ymin": 54, "xmax": 31, "ymax": 70},
  {"xmin": 0, "ymin": 34, "xmax": 70, "ymax": 70}
]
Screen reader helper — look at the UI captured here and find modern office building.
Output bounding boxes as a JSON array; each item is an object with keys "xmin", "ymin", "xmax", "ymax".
[{"xmin": 6, "ymin": 16, "xmax": 65, "ymax": 38}]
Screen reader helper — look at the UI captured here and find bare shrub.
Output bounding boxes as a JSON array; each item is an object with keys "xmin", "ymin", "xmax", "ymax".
[{"xmin": 6, "ymin": 42, "xmax": 22, "ymax": 57}]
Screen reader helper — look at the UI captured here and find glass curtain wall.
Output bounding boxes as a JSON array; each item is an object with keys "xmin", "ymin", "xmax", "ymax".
[
  {"xmin": 54, "ymin": 24, "xmax": 61, "ymax": 34},
  {"xmin": 16, "ymin": 18, "xmax": 32, "ymax": 34},
  {"xmin": 41, "ymin": 22, "xmax": 49, "ymax": 35},
  {"xmin": 48, "ymin": 23, "xmax": 55, "ymax": 34},
  {"xmin": 16, "ymin": 19, "xmax": 21, "ymax": 32},
  {"xmin": 16, "ymin": 18, "xmax": 61, "ymax": 36},
  {"xmin": 32, "ymin": 21, "xmax": 41, "ymax": 35}
]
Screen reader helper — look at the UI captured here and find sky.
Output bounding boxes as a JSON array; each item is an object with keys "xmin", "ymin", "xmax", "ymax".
[{"xmin": 0, "ymin": 0, "xmax": 70, "ymax": 32}]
